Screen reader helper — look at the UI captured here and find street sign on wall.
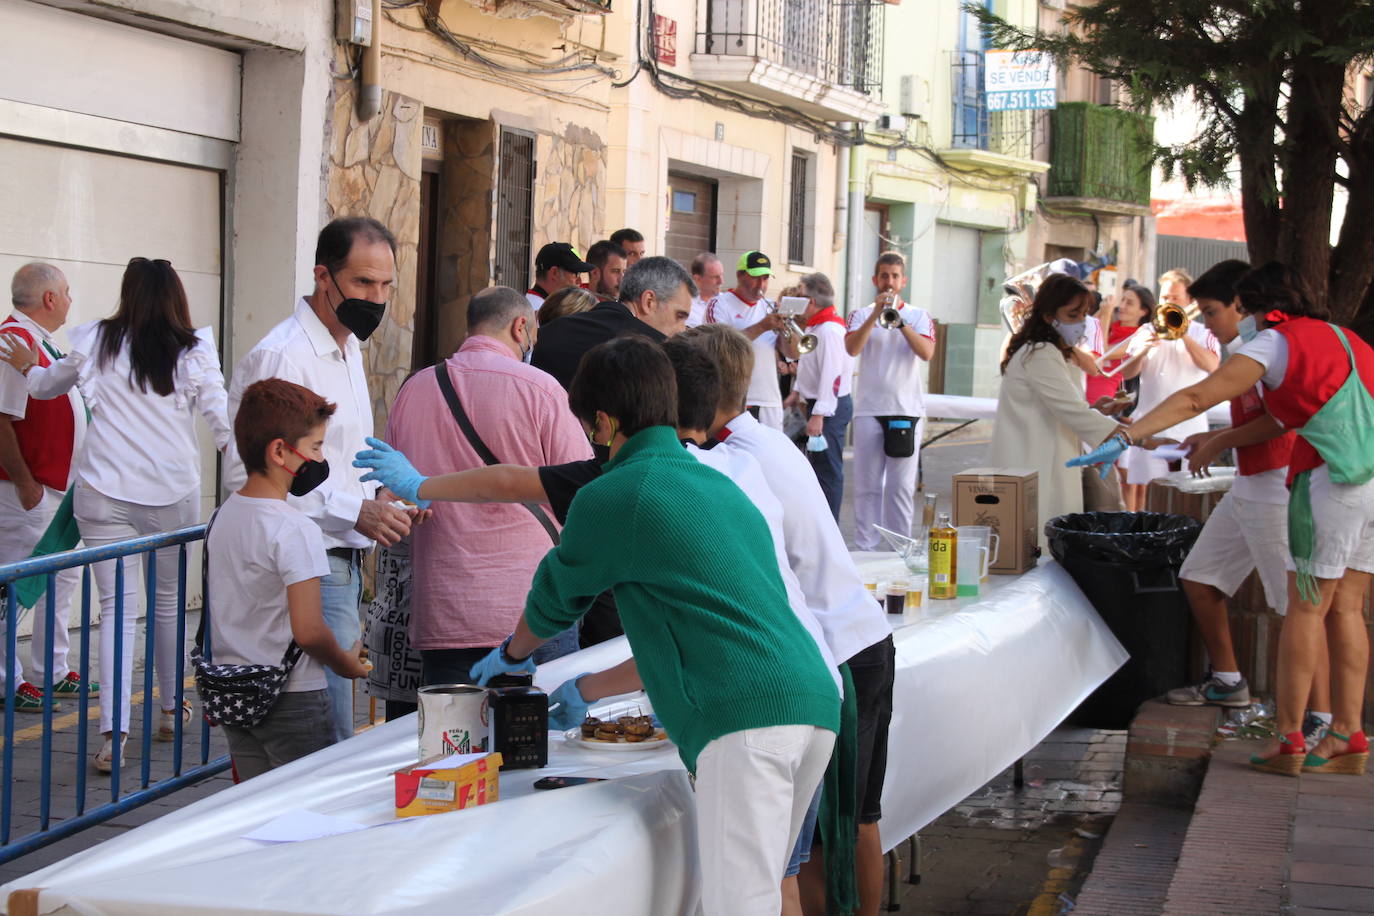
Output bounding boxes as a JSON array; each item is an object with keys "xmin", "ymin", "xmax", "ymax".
[{"xmin": 984, "ymin": 50, "xmax": 1057, "ymax": 111}]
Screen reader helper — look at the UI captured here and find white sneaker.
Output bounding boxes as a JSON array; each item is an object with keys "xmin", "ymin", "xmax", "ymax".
[
  {"xmin": 93, "ymin": 733, "xmax": 128, "ymax": 774},
  {"xmin": 156, "ymin": 699, "xmax": 193, "ymax": 742}
]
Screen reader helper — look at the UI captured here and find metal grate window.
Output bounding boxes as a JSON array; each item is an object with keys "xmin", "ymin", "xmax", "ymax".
[
  {"xmin": 495, "ymin": 128, "xmax": 534, "ymax": 290},
  {"xmin": 788, "ymin": 152, "xmax": 808, "ymax": 264}
]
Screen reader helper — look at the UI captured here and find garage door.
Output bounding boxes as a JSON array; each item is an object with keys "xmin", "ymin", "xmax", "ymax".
[
  {"xmin": 930, "ymin": 223, "xmax": 982, "ymax": 325},
  {"xmin": 0, "ymin": 136, "xmax": 224, "ymax": 514}
]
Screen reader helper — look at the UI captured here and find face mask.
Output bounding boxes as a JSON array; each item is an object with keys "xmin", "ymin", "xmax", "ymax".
[
  {"xmin": 327, "ymin": 270, "xmax": 387, "ymax": 341},
  {"xmin": 1054, "ymin": 320, "xmax": 1086, "ymax": 346},
  {"xmin": 519, "ymin": 323, "xmax": 534, "ymax": 364},
  {"xmin": 285, "ymin": 445, "xmax": 330, "ymax": 497},
  {"xmin": 1236, "ymin": 315, "xmax": 1259, "ymax": 344}
]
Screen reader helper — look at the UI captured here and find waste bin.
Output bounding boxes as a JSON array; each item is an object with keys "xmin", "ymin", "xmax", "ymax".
[{"xmin": 1046, "ymin": 511, "xmax": 1202, "ymax": 729}]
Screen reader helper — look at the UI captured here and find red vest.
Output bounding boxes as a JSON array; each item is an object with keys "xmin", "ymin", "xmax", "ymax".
[
  {"xmin": 1260, "ymin": 316, "xmax": 1374, "ymax": 483},
  {"xmin": 1229, "ymin": 385, "xmax": 1294, "ymax": 477},
  {"xmin": 0, "ymin": 318, "xmax": 76, "ymax": 491}
]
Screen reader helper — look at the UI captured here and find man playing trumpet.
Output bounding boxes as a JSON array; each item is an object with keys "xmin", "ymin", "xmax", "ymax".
[{"xmin": 845, "ymin": 252, "xmax": 936, "ymax": 551}]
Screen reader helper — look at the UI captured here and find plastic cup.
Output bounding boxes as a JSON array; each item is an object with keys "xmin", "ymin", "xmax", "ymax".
[
  {"xmin": 907, "ymin": 576, "xmax": 925, "ymax": 608},
  {"xmin": 885, "ymin": 579, "xmax": 907, "ymax": 615}
]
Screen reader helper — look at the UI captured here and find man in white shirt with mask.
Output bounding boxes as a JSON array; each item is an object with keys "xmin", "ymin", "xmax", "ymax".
[
  {"xmin": 225, "ymin": 217, "xmax": 415, "ymax": 743},
  {"xmin": 845, "ymin": 252, "xmax": 936, "ymax": 551}
]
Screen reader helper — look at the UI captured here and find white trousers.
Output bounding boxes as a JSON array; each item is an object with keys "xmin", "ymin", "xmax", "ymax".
[
  {"xmin": 73, "ymin": 480, "xmax": 198, "ymax": 734},
  {"xmin": 752, "ymin": 405, "xmax": 784, "ymax": 432},
  {"xmin": 694, "ymin": 724, "xmax": 835, "ymax": 916},
  {"xmin": 0, "ymin": 481, "xmax": 77, "ymax": 688},
  {"xmin": 852, "ymin": 416, "xmax": 923, "ymax": 551}
]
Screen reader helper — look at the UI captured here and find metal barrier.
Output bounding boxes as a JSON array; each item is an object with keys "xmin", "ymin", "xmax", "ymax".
[{"xmin": 0, "ymin": 524, "xmax": 230, "ymax": 865}]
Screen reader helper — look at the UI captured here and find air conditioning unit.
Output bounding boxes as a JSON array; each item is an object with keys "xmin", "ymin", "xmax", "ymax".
[
  {"xmin": 876, "ymin": 114, "xmax": 907, "ymax": 132},
  {"xmin": 898, "ymin": 75, "xmax": 927, "ymax": 120}
]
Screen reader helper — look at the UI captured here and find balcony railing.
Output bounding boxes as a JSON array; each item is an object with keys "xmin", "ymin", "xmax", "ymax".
[
  {"xmin": 698, "ymin": 0, "xmax": 884, "ymax": 95},
  {"xmin": 1047, "ymin": 102, "xmax": 1154, "ymax": 207}
]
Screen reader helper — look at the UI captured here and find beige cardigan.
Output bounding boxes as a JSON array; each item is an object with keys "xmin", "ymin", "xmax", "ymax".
[{"xmin": 986, "ymin": 342, "xmax": 1120, "ymax": 548}]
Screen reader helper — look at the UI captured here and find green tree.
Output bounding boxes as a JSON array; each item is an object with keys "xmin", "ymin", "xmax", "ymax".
[{"xmin": 971, "ymin": 1, "xmax": 1374, "ymax": 330}]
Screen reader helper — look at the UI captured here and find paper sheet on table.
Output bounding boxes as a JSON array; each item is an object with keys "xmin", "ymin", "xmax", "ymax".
[
  {"xmin": 242, "ymin": 810, "xmax": 368, "ymax": 844},
  {"xmin": 418, "ymin": 751, "xmax": 495, "ymax": 769},
  {"xmin": 1149, "ymin": 445, "xmax": 1192, "ymax": 461}
]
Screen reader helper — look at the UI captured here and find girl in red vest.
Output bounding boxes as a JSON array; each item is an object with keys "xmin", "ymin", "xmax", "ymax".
[{"xmin": 1071, "ymin": 262, "xmax": 1374, "ymax": 777}]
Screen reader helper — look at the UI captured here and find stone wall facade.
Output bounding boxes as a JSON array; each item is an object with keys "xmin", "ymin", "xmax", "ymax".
[
  {"xmin": 534, "ymin": 124, "xmax": 608, "ymax": 257},
  {"xmin": 324, "ymin": 60, "xmax": 423, "ymax": 437}
]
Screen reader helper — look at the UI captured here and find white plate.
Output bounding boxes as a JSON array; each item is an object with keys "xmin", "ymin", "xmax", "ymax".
[{"xmin": 562, "ymin": 728, "xmax": 673, "ymax": 752}]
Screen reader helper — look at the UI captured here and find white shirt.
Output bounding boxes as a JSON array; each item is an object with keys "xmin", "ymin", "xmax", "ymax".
[
  {"xmin": 224, "ymin": 298, "xmax": 378, "ymax": 550},
  {"xmin": 1133, "ymin": 321, "xmax": 1221, "ymax": 441},
  {"xmin": 686, "ymin": 295, "xmax": 709, "ymax": 329},
  {"xmin": 1236, "ymin": 329, "xmax": 1289, "ymax": 390},
  {"xmin": 525, "ymin": 291, "xmax": 545, "ymax": 311},
  {"xmin": 794, "ymin": 320, "xmax": 853, "ymax": 417},
  {"xmin": 685, "ymin": 441, "xmax": 841, "ymax": 691},
  {"xmin": 847, "ymin": 300, "xmax": 935, "ymax": 418},
  {"xmin": 707, "ymin": 290, "xmax": 783, "ymax": 408},
  {"xmin": 25, "ymin": 321, "xmax": 229, "ymax": 504},
  {"xmin": 716, "ymin": 411, "xmax": 892, "ymax": 663},
  {"xmin": 206, "ymin": 493, "xmax": 332, "ymax": 692},
  {"xmin": 0, "ymin": 312, "xmax": 87, "ymax": 484}
]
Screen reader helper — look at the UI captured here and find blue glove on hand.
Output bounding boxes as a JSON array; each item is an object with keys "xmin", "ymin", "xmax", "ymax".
[
  {"xmin": 547, "ymin": 674, "xmax": 593, "ymax": 731},
  {"xmin": 468, "ymin": 636, "xmax": 538, "ymax": 686},
  {"xmin": 353, "ymin": 437, "xmax": 431, "ymax": 508},
  {"xmin": 1066, "ymin": 432, "xmax": 1130, "ymax": 479}
]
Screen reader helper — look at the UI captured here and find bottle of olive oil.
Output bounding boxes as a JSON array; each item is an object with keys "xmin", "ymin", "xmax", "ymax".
[{"xmin": 928, "ymin": 512, "xmax": 958, "ymax": 600}]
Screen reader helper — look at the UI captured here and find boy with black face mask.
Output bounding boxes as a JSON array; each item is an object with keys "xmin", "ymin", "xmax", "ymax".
[{"xmin": 207, "ymin": 379, "xmax": 369, "ymax": 781}]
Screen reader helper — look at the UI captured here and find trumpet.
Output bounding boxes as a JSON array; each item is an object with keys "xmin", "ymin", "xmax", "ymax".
[
  {"xmin": 876, "ymin": 292, "xmax": 903, "ymax": 329},
  {"xmin": 1152, "ymin": 303, "xmax": 1190, "ymax": 340},
  {"xmin": 779, "ymin": 317, "xmax": 818, "ymax": 354}
]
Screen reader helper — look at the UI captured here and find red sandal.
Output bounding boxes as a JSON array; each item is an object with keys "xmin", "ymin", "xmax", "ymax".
[
  {"xmin": 1250, "ymin": 731, "xmax": 1306, "ymax": 776},
  {"xmin": 1302, "ymin": 730, "xmax": 1369, "ymax": 775}
]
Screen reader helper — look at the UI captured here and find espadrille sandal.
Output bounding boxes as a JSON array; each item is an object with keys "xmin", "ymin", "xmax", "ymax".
[
  {"xmin": 1250, "ymin": 731, "xmax": 1306, "ymax": 776},
  {"xmin": 1302, "ymin": 730, "xmax": 1369, "ymax": 775}
]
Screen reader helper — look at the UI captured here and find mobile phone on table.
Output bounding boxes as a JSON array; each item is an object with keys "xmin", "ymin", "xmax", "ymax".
[{"xmin": 533, "ymin": 776, "xmax": 606, "ymax": 791}]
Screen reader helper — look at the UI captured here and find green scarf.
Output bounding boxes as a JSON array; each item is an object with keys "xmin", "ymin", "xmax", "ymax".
[
  {"xmin": 14, "ymin": 488, "xmax": 79, "ymax": 610},
  {"xmin": 818, "ymin": 663, "xmax": 859, "ymax": 915}
]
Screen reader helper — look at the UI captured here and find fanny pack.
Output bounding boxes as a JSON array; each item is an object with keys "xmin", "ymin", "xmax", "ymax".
[
  {"xmin": 1287, "ymin": 323, "xmax": 1374, "ymax": 602},
  {"xmin": 191, "ymin": 510, "xmax": 303, "ymax": 728},
  {"xmin": 875, "ymin": 416, "xmax": 918, "ymax": 459}
]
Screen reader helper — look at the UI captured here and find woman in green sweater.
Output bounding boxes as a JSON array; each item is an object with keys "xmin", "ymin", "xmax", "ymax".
[{"xmin": 355, "ymin": 336, "xmax": 840, "ymax": 915}]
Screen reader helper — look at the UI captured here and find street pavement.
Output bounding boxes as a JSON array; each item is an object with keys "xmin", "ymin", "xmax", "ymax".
[{"xmin": 1, "ymin": 419, "xmax": 1125, "ymax": 914}]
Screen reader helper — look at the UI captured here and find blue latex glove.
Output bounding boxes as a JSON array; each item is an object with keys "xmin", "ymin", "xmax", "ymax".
[
  {"xmin": 1066, "ymin": 432, "xmax": 1130, "ymax": 479},
  {"xmin": 547, "ymin": 673, "xmax": 593, "ymax": 731},
  {"xmin": 353, "ymin": 437, "xmax": 431, "ymax": 508},
  {"xmin": 468, "ymin": 636, "xmax": 538, "ymax": 686}
]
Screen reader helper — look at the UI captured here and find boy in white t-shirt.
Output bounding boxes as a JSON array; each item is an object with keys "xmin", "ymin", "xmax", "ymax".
[{"xmin": 208, "ymin": 379, "xmax": 369, "ymax": 780}]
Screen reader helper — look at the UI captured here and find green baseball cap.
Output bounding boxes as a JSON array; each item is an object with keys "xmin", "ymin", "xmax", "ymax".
[{"xmin": 736, "ymin": 251, "xmax": 773, "ymax": 277}]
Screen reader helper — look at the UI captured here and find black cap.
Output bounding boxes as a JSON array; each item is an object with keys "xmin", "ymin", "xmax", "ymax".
[{"xmin": 535, "ymin": 242, "xmax": 593, "ymax": 273}]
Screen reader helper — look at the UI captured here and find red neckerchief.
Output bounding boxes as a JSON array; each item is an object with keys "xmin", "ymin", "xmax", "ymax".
[
  {"xmin": 716, "ymin": 424, "xmax": 733, "ymax": 441},
  {"xmin": 527, "ymin": 284, "xmax": 548, "ymax": 298},
  {"xmin": 1264, "ymin": 309, "xmax": 1291, "ymax": 325},
  {"xmin": 805, "ymin": 305, "xmax": 846, "ymax": 329}
]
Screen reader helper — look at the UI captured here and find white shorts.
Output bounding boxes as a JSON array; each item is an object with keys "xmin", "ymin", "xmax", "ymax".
[
  {"xmin": 1122, "ymin": 445, "xmax": 1168, "ymax": 486},
  {"xmin": 1299, "ymin": 465, "xmax": 1374, "ymax": 580},
  {"xmin": 1179, "ymin": 491, "xmax": 1290, "ymax": 615}
]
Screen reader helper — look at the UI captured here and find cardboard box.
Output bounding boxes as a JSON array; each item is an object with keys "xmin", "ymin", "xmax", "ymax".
[
  {"xmin": 953, "ymin": 468, "xmax": 1039, "ymax": 574},
  {"xmin": 394, "ymin": 751, "xmax": 503, "ymax": 818}
]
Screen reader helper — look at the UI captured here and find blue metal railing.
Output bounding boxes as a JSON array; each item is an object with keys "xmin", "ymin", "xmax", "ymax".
[{"xmin": 0, "ymin": 524, "xmax": 230, "ymax": 865}]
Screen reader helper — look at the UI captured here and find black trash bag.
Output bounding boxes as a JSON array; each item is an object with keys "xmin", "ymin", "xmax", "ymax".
[
  {"xmin": 1046, "ymin": 511, "xmax": 1202, "ymax": 729},
  {"xmin": 1045, "ymin": 511, "xmax": 1201, "ymax": 568}
]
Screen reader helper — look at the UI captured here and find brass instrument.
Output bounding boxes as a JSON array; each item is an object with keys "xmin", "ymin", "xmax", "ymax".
[
  {"xmin": 1152, "ymin": 302, "xmax": 1190, "ymax": 340},
  {"xmin": 876, "ymin": 292, "xmax": 903, "ymax": 329},
  {"xmin": 772, "ymin": 296, "xmax": 818, "ymax": 354}
]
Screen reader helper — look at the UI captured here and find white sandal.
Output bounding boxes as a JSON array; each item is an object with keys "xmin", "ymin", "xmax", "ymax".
[{"xmin": 156, "ymin": 698, "xmax": 193, "ymax": 741}]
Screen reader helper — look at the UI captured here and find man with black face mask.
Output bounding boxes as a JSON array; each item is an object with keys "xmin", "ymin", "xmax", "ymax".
[{"xmin": 224, "ymin": 217, "xmax": 415, "ymax": 744}]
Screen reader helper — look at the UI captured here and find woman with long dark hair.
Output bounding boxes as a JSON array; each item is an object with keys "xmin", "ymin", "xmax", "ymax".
[
  {"xmin": 2, "ymin": 258, "xmax": 230, "ymax": 772},
  {"xmin": 987, "ymin": 274, "xmax": 1145, "ymax": 546},
  {"xmin": 1072, "ymin": 262, "xmax": 1374, "ymax": 777}
]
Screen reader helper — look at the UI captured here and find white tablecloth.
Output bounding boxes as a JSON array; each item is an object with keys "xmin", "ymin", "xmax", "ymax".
[{"xmin": 2, "ymin": 561, "xmax": 1125, "ymax": 916}]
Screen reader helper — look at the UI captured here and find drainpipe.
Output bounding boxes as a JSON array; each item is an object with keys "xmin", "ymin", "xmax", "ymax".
[
  {"xmin": 358, "ymin": 0, "xmax": 383, "ymax": 120},
  {"xmin": 835, "ymin": 130, "xmax": 850, "ymax": 258},
  {"xmin": 846, "ymin": 128, "xmax": 867, "ymax": 311}
]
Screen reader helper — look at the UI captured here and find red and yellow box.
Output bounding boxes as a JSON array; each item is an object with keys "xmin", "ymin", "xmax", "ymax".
[{"xmin": 394, "ymin": 752, "xmax": 503, "ymax": 818}]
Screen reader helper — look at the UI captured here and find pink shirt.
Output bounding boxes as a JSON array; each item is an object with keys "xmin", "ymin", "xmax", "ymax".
[{"xmin": 386, "ymin": 335, "xmax": 594, "ymax": 649}]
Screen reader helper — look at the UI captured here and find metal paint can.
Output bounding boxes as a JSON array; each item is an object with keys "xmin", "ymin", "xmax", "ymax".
[{"xmin": 417, "ymin": 684, "xmax": 490, "ymax": 760}]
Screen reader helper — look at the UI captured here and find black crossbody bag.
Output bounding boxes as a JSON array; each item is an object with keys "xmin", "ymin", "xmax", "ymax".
[
  {"xmin": 433, "ymin": 362, "xmax": 560, "ymax": 545},
  {"xmin": 191, "ymin": 509, "xmax": 304, "ymax": 728}
]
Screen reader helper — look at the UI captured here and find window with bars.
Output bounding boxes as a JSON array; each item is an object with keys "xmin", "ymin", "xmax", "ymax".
[
  {"xmin": 787, "ymin": 151, "xmax": 813, "ymax": 265},
  {"xmin": 495, "ymin": 127, "xmax": 535, "ymax": 290}
]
